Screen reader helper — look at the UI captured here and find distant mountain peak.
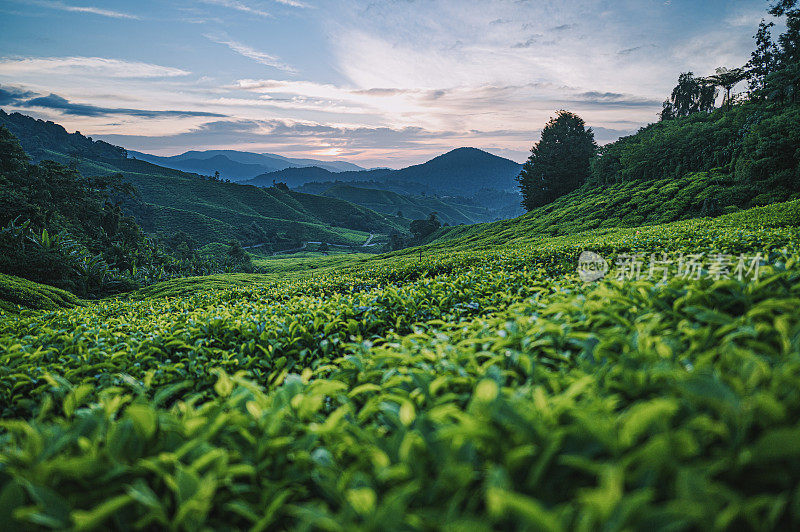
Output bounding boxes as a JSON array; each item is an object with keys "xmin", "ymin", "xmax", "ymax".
[
  {"xmin": 431, "ymin": 147, "xmax": 513, "ymax": 162},
  {"xmin": 245, "ymin": 147, "xmax": 521, "ymax": 195}
]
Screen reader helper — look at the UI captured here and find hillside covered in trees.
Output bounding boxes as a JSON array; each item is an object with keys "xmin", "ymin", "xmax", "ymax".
[
  {"xmin": 0, "ymin": 117, "xmax": 410, "ymax": 296},
  {"xmin": 517, "ymin": 2, "xmax": 800, "ymax": 213}
]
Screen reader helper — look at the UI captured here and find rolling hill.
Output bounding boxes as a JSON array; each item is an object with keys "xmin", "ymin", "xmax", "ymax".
[
  {"xmin": 0, "ymin": 111, "xmax": 405, "ymax": 247},
  {"xmin": 247, "ymin": 166, "xmax": 394, "ymax": 189},
  {"xmin": 311, "ymin": 183, "xmax": 498, "ymax": 225},
  {"xmin": 248, "ymin": 148, "xmax": 525, "ymax": 220},
  {"xmin": 121, "ymin": 172, "xmax": 405, "ymax": 246}
]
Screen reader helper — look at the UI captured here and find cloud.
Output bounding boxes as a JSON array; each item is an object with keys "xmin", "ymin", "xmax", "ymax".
[
  {"xmin": 27, "ymin": 0, "xmax": 140, "ymax": 19},
  {"xmin": 273, "ymin": 0, "xmax": 309, "ymax": 7},
  {"xmin": 5, "ymin": 90, "xmax": 226, "ymax": 118},
  {"xmin": 573, "ymin": 91, "xmax": 661, "ymax": 107},
  {"xmin": 725, "ymin": 7, "xmax": 773, "ymax": 28},
  {"xmin": 617, "ymin": 46, "xmax": 643, "ymax": 55},
  {"xmin": 0, "ymin": 57, "xmax": 191, "ymax": 78},
  {"xmin": 617, "ymin": 44, "xmax": 657, "ymax": 55},
  {"xmin": 351, "ymin": 88, "xmax": 406, "ymax": 96},
  {"xmin": 95, "ymin": 118, "xmax": 485, "ymax": 165},
  {"xmin": 222, "ymin": 76, "xmax": 661, "ymax": 142},
  {"xmin": 0, "ymin": 85, "xmax": 35, "ymax": 105},
  {"xmin": 204, "ymin": 35, "xmax": 296, "ymax": 73},
  {"xmin": 512, "ymin": 35, "xmax": 543, "ymax": 48},
  {"xmin": 199, "ymin": 0, "xmax": 272, "ymax": 18}
]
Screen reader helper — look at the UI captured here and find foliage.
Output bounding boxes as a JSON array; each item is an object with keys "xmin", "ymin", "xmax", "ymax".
[
  {"xmin": 0, "ymin": 110, "xmax": 126, "ymax": 162},
  {"xmin": 745, "ymin": 1, "xmax": 800, "ymax": 103},
  {"xmin": 0, "ymin": 128, "xmax": 146, "ymax": 296},
  {"xmin": 589, "ymin": 103, "xmax": 800, "ymax": 189},
  {"xmin": 704, "ymin": 67, "xmax": 747, "ymax": 108},
  {"xmin": 0, "ymin": 273, "xmax": 83, "ymax": 314},
  {"xmin": 733, "ymin": 105, "xmax": 800, "ymax": 189},
  {"xmin": 409, "ymin": 213, "xmax": 441, "ymax": 239},
  {"xmin": 747, "ymin": 20, "xmax": 780, "ymax": 94},
  {"xmin": 0, "ymin": 128, "xmax": 269, "ymax": 296},
  {"xmin": 660, "ymin": 72, "xmax": 717, "ymax": 120},
  {"xmin": 517, "ymin": 111, "xmax": 596, "ymax": 210},
  {"xmin": 0, "ymin": 200, "xmax": 798, "ymax": 529}
]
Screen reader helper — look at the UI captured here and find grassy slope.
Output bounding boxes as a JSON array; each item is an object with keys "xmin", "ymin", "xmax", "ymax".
[
  {"xmin": 320, "ymin": 184, "xmax": 494, "ymax": 225},
  {"xmin": 41, "ymin": 150, "xmax": 405, "ymax": 245},
  {"xmin": 423, "ymin": 170, "xmax": 800, "ymax": 251},
  {"xmin": 0, "ymin": 273, "xmax": 83, "ymax": 313},
  {"xmin": 131, "ymin": 198, "xmax": 800, "ymax": 300},
  {"xmin": 123, "ymin": 169, "xmax": 404, "ymax": 243}
]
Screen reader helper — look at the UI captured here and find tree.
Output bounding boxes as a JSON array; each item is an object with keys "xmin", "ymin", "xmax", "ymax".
[
  {"xmin": 163, "ymin": 231, "xmax": 199, "ymax": 261},
  {"xmin": 659, "ymin": 100, "xmax": 676, "ymax": 121},
  {"xmin": 226, "ymin": 241, "xmax": 253, "ymax": 272},
  {"xmin": 409, "ymin": 213, "xmax": 441, "ymax": 239},
  {"xmin": 662, "ymin": 73, "xmax": 718, "ymax": 119},
  {"xmin": 770, "ymin": 0, "xmax": 798, "ymax": 16},
  {"xmin": 0, "ymin": 126, "xmax": 150, "ymax": 295},
  {"xmin": 704, "ymin": 67, "xmax": 747, "ymax": 108},
  {"xmin": 388, "ymin": 231, "xmax": 405, "ymax": 251},
  {"xmin": 754, "ymin": 0, "xmax": 800, "ymax": 103},
  {"xmin": 516, "ymin": 111, "xmax": 596, "ymax": 210},
  {"xmin": 747, "ymin": 20, "xmax": 779, "ymax": 94},
  {"xmin": 773, "ymin": 2, "xmax": 800, "ymax": 103}
]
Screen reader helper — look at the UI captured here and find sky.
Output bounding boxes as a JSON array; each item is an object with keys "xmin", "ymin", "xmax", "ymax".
[{"xmin": 0, "ymin": 0, "xmax": 778, "ymax": 168}]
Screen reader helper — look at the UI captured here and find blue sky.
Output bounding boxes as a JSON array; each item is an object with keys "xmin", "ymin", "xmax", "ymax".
[{"xmin": 0, "ymin": 0, "xmax": 778, "ymax": 167}]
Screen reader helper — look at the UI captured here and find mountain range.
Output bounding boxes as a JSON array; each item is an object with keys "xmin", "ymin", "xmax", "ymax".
[
  {"xmin": 128, "ymin": 149, "xmax": 365, "ymax": 182},
  {"xmin": 246, "ymin": 147, "xmax": 522, "ymax": 196},
  {"xmin": 0, "ymin": 110, "xmax": 400, "ymax": 247},
  {"xmin": 0, "ymin": 109, "xmax": 525, "ymax": 244}
]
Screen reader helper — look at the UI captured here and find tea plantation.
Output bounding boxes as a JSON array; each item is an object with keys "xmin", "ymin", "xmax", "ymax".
[{"xmin": 0, "ymin": 201, "xmax": 799, "ymax": 530}]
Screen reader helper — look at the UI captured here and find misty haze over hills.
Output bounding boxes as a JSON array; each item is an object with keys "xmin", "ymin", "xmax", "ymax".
[{"xmin": 128, "ymin": 149, "xmax": 366, "ymax": 182}]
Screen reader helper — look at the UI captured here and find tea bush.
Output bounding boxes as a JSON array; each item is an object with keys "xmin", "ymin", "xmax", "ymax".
[{"xmin": 0, "ymin": 201, "xmax": 799, "ymax": 530}]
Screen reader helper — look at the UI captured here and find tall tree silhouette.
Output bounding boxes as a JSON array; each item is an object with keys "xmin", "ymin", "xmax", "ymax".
[
  {"xmin": 747, "ymin": 20, "xmax": 779, "ymax": 94},
  {"xmin": 517, "ymin": 111, "xmax": 596, "ymax": 210},
  {"xmin": 662, "ymin": 73, "xmax": 718, "ymax": 119},
  {"xmin": 705, "ymin": 67, "xmax": 747, "ymax": 108}
]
